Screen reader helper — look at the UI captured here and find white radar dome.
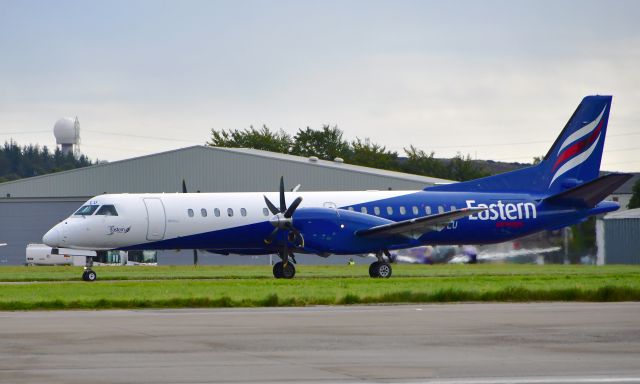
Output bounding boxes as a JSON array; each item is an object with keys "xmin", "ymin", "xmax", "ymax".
[{"xmin": 53, "ymin": 117, "xmax": 79, "ymax": 145}]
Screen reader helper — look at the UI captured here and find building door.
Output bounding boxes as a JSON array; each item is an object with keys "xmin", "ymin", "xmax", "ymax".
[{"xmin": 143, "ymin": 198, "xmax": 166, "ymax": 241}]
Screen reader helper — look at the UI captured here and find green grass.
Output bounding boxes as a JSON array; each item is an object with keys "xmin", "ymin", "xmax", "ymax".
[{"xmin": 0, "ymin": 264, "xmax": 639, "ymax": 310}]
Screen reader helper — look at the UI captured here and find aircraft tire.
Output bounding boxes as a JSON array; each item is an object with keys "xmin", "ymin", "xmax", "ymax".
[
  {"xmin": 376, "ymin": 262, "xmax": 392, "ymax": 278},
  {"xmin": 369, "ymin": 262, "xmax": 380, "ymax": 278},
  {"xmin": 273, "ymin": 262, "xmax": 284, "ymax": 278},
  {"xmin": 82, "ymin": 270, "xmax": 97, "ymax": 282},
  {"xmin": 282, "ymin": 263, "xmax": 295, "ymax": 279}
]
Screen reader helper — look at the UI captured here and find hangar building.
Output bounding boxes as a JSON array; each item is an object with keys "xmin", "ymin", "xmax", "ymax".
[
  {"xmin": 596, "ymin": 208, "xmax": 640, "ymax": 265},
  {"xmin": 0, "ymin": 146, "xmax": 450, "ymax": 265}
]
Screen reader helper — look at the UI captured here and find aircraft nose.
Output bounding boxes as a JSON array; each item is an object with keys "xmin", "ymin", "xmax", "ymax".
[{"xmin": 43, "ymin": 226, "xmax": 61, "ymax": 247}]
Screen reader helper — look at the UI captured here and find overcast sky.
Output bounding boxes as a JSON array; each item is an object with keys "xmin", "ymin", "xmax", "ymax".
[{"xmin": 1, "ymin": 0, "xmax": 639, "ymax": 172}]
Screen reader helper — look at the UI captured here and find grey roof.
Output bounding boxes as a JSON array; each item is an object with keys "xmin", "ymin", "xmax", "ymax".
[
  {"xmin": 0, "ymin": 146, "xmax": 452, "ymax": 199},
  {"xmin": 604, "ymin": 208, "xmax": 640, "ymax": 220}
]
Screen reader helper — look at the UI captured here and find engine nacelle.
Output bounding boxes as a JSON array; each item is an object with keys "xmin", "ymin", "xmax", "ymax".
[{"xmin": 292, "ymin": 207, "xmax": 397, "ymax": 254}]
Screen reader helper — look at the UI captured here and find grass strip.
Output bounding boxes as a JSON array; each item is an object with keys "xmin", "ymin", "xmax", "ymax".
[
  {"xmin": 2, "ymin": 264, "xmax": 640, "ymax": 282},
  {"xmin": 1, "ymin": 266, "xmax": 639, "ymax": 310},
  {"xmin": 1, "ymin": 285, "xmax": 638, "ymax": 311}
]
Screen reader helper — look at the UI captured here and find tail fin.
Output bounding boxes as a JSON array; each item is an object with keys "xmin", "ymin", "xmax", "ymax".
[{"xmin": 428, "ymin": 95, "xmax": 612, "ymax": 195}]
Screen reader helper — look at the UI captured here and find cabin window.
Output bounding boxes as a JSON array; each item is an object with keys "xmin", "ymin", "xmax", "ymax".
[
  {"xmin": 348, "ymin": 207, "xmax": 354, "ymax": 211},
  {"xmin": 263, "ymin": 207, "xmax": 270, "ymax": 216},
  {"xmin": 227, "ymin": 208, "xmax": 234, "ymax": 217},
  {"xmin": 450, "ymin": 205, "xmax": 457, "ymax": 211},
  {"xmin": 214, "ymin": 208, "xmax": 221, "ymax": 217},
  {"xmin": 361, "ymin": 207, "xmax": 368, "ymax": 214},
  {"xmin": 95, "ymin": 205, "xmax": 118, "ymax": 216},
  {"xmin": 74, "ymin": 205, "xmax": 99, "ymax": 216},
  {"xmin": 201, "ymin": 208, "xmax": 207, "ymax": 217},
  {"xmin": 438, "ymin": 206, "xmax": 445, "ymax": 214},
  {"xmin": 241, "ymin": 208, "xmax": 247, "ymax": 217},
  {"xmin": 399, "ymin": 206, "xmax": 406, "ymax": 215},
  {"xmin": 374, "ymin": 206, "xmax": 381, "ymax": 215},
  {"xmin": 187, "ymin": 209, "xmax": 194, "ymax": 217},
  {"xmin": 412, "ymin": 206, "xmax": 419, "ymax": 215},
  {"xmin": 386, "ymin": 206, "xmax": 393, "ymax": 215}
]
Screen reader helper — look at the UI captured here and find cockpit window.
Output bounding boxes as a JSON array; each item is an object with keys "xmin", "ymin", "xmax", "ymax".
[
  {"xmin": 74, "ymin": 205, "xmax": 99, "ymax": 216},
  {"xmin": 95, "ymin": 205, "xmax": 118, "ymax": 216}
]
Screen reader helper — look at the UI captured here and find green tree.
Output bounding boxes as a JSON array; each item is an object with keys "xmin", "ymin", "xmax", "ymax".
[
  {"xmin": 446, "ymin": 153, "xmax": 490, "ymax": 181},
  {"xmin": 400, "ymin": 146, "xmax": 447, "ymax": 179},
  {"xmin": 346, "ymin": 138, "xmax": 399, "ymax": 170},
  {"xmin": 0, "ymin": 141, "xmax": 92, "ymax": 182},
  {"xmin": 207, "ymin": 125, "xmax": 292, "ymax": 153},
  {"xmin": 291, "ymin": 125, "xmax": 350, "ymax": 160},
  {"xmin": 628, "ymin": 178, "xmax": 640, "ymax": 209}
]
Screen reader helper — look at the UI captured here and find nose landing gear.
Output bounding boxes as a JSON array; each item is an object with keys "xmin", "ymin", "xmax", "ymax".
[{"xmin": 81, "ymin": 256, "xmax": 97, "ymax": 282}]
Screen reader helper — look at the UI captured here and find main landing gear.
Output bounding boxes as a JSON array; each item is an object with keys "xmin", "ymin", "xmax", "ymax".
[
  {"xmin": 82, "ymin": 256, "xmax": 97, "ymax": 282},
  {"xmin": 369, "ymin": 251, "xmax": 392, "ymax": 278},
  {"xmin": 273, "ymin": 248, "xmax": 297, "ymax": 279},
  {"xmin": 273, "ymin": 261, "xmax": 295, "ymax": 279}
]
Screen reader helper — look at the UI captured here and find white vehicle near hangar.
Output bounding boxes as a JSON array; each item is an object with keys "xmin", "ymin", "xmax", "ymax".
[{"xmin": 25, "ymin": 243, "xmax": 157, "ymax": 273}]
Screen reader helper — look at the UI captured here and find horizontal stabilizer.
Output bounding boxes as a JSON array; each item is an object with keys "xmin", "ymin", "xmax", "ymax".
[
  {"xmin": 543, "ymin": 173, "xmax": 632, "ymax": 208},
  {"xmin": 355, "ymin": 207, "xmax": 486, "ymax": 239}
]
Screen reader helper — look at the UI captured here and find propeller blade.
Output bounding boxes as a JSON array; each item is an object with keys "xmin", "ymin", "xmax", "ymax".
[
  {"xmin": 264, "ymin": 227, "xmax": 279, "ymax": 244},
  {"xmin": 182, "ymin": 180, "xmax": 187, "ymax": 193},
  {"xmin": 193, "ymin": 249, "xmax": 198, "ymax": 265},
  {"xmin": 284, "ymin": 196, "xmax": 303, "ymax": 218},
  {"xmin": 263, "ymin": 195, "xmax": 280, "ymax": 215},
  {"xmin": 279, "ymin": 176, "xmax": 286, "ymax": 213}
]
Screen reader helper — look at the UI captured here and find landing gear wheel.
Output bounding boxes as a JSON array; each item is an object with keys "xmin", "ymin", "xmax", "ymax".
[
  {"xmin": 273, "ymin": 261, "xmax": 295, "ymax": 279},
  {"xmin": 376, "ymin": 262, "xmax": 392, "ymax": 278},
  {"xmin": 369, "ymin": 261, "xmax": 392, "ymax": 278},
  {"xmin": 273, "ymin": 262, "xmax": 283, "ymax": 278},
  {"xmin": 282, "ymin": 263, "xmax": 295, "ymax": 279},
  {"xmin": 82, "ymin": 269, "xmax": 97, "ymax": 282},
  {"xmin": 369, "ymin": 261, "xmax": 380, "ymax": 278}
]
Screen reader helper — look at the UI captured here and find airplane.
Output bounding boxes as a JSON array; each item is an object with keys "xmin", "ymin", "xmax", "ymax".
[{"xmin": 43, "ymin": 95, "xmax": 632, "ymax": 281}]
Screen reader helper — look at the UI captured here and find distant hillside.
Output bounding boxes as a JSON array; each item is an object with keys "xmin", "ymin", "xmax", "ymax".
[
  {"xmin": 471, "ymin": 159, "xmax": 531, "ymax": 175},
  {"xmin": 0, "ymin": 141, "xmax": 93, "ymax": 183}
]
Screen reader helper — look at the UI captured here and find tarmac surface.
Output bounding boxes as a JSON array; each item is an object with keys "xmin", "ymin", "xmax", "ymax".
[{"xmin": 1, "ymin": 303, "xmax": 639, "ymax": 383}]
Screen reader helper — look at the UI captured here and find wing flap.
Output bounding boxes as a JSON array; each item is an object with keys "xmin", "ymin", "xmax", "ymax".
[{"xmin": 355, "ymin": 207, "xmax": 486, "ymax": 239}]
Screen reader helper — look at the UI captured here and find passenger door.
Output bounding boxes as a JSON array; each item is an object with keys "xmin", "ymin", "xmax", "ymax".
[{"xmin": 143, "ymin": 198, "xmax": 166, "ymax": 241}]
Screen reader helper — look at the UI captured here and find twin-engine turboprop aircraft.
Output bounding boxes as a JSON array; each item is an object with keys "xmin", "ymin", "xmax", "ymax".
[{"xmin": 43, "ymin": 96, "xmax": 631, "ymax": 281}]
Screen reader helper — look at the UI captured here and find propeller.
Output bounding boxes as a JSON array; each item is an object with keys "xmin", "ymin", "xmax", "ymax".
[
  {"xmin": 181, "ymin": 179, "xmax": 198, "ymax": 266},
  {"xmin": 263, "ymin": 177, "xmax": 305, "ymax": 251}
]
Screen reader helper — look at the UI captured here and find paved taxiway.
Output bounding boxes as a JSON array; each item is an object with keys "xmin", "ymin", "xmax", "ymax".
[{"xmin": 1, "ymin": 303, "xmax": 639, "ymax": 383}]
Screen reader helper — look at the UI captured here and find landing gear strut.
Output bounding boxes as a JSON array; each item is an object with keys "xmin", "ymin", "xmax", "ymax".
[
  {"xmin": 369, "ymin": 251, "xmax": 392, "ymax": 278},
  {"xmin": 82, "ymin": 256, "xmax": 97, "ymax": 282}
]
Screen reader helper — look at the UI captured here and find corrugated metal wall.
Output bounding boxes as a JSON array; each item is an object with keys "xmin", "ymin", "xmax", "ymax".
[
  {"xmin": 0, "ymin": 200, "xmax": 85, "ymax": 265},
  {"xmin": 0, "ymin": 146, "xmax": 446, "ymax": 198},
  {"xmin": 603, "ymin": 218, "xmax": 640, "ymax": 264}
]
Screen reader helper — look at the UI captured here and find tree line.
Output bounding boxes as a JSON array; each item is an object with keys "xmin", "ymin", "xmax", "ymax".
[
  {"xmin": 0, "ymin": 141, "xmax": 93, "ymax": 183},
  {"xmin": 207, "ymin": 125, "xmax": 490, "ymax": 181}
]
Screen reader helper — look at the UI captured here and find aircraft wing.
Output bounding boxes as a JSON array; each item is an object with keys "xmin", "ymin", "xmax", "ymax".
[{"xmin": 355, "ymin": 207, "xmax": 486, "ymax": 239}]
